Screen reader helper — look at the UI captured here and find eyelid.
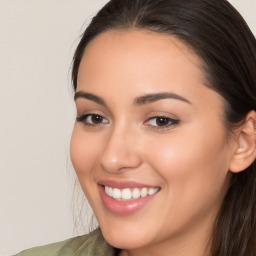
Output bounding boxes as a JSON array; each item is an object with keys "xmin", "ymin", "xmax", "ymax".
[
  {"xmin": 75, "ymin": 103, "xmax": 112, "ymax": 120},
  {"xmin": 144, "ymin": 113, "xmax": 180, "ymax": 130},
  {"xmin": 145, "ymin": 116, "xmax": 179, "ymax": 125},
  {"xmin": 76, "ymin": 113, "xmax": 109, "ymax": 127},
  {"xmin": 76, "ymin": 108, "xmax": 109, "ymax": 119}
]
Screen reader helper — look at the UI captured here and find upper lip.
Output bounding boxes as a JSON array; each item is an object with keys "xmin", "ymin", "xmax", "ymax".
[{"xmin": 98, "ymin": 179, "xmax": 160, "ymax": 189}]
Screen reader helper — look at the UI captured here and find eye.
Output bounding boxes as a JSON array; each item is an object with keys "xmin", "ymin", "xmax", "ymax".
[
  {"xmin": 145, "ymin": 116, "xmax": 179, "ymax": 128},
  {"xmin": 76, "ymin": 114, "xmax": 109, "ymax": 126}
]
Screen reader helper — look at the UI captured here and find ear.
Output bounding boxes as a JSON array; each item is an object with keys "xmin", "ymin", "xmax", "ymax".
[{"xmin": 229, "ymin": 110, "xmax": 256, "ymax": 173}]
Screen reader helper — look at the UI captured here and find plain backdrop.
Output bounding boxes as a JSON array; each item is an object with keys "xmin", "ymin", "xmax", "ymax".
[{"xmin": 0, "ymin": 0, "xmax": 255, "ymax": 255}]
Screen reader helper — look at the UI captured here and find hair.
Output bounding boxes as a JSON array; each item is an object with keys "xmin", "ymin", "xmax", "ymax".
[{"xmin": 71, "ymin": 0, "xmax": 256, "ymax": 255}]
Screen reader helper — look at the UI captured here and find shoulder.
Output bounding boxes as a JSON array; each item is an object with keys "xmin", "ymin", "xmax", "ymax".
[{"xmin": 15, "ymin": 229, "xmax": 115, "ymax": 256}]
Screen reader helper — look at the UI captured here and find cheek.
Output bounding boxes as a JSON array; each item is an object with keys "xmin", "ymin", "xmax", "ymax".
[
  {"xmin": 142, "ymin": 127, "xmax": 231, "ymax": 233},
  {"xmin": 70, "ymin": 126, "xmax": 99, "ymax": 178},
  {"xmin": 70, "ymin": 126, "xmax": 103, "ymax": 210},
  {"xmin": 144, "ymin": 124, "xmax": 231, "ymax": 202}
]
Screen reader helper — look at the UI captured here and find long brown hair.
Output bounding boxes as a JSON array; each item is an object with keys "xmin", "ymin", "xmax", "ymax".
[{"xmin": 72, "ymin": 0, "xmax": 256, "ymax": 254}]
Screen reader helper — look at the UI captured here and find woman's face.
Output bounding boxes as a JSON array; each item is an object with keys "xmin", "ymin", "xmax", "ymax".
[{"xmin": 71, "ymin": 30, "xmax": 234, "ymax": 253}]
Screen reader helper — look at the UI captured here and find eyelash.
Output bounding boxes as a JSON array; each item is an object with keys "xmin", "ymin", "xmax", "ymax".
[
  {"xmin": 76, "ymin": 114, "xmax": 109, "ymax": 127},
  {"xmin": 144, "ymin": 116, "xmax": 179, "ymax": 129},
  {"xmin": 76, "ymin": 114, "xmax": 179, "ymax": 129}
]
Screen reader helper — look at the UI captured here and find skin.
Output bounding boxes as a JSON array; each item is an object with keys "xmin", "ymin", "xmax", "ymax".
[{"xmin": 70, "ymin": 30, "xmax": 238, "ymax": 256}]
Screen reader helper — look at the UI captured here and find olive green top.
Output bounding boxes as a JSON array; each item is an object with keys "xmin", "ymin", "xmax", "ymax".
[{"xmin": 15, "ymin": 229, "xmax": 117, "ymax": 256}]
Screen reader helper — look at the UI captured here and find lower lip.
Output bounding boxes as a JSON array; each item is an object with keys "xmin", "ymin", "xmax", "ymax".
[{"xmin": 99, "ymin": 185, "xmax": 159, "ymax": 216}]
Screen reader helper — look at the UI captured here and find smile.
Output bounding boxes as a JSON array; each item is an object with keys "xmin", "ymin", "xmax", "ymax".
[
  {"xmin": 98, "ymin": 181, "xmax": 160, "ymax": 215},
  {"xmin": 104, "ymin": 186, "xmax": 159, "ymax": 201}
]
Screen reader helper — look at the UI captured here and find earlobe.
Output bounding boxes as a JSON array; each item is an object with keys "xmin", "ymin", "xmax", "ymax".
[{"xmin": 229, "ymin": 110, "xmax": 256, "ymax": 173}]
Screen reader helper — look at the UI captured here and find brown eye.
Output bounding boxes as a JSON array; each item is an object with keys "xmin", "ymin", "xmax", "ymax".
[
  {"xmin": 146, "ymin": 116, "xmax": 179, "ymax": 128},
  {"xmin": 155, "ymin": 117, "xmax": 170, "ymax": 126},
  {"xmin": 76, "ymin": 114, "xmax": 109, "ymax": 126},
  {"xmin": 91, "ymin": 115, "xmax": 104, "ymax": 124}
]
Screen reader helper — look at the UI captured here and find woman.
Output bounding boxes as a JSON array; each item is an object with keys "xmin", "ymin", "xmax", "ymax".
[{"xmin": 17, "ymin": 0, "xmax": 256, "ymax": 255}]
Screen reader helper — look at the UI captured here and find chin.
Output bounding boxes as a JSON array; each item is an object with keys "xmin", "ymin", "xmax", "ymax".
[
  {"xmin": 99, "ymin": 221, "xmax": 152, "ymax": 250},
  {"xmin": 103, "ymin": 232, "xmax": 148, "ymax": 250}
]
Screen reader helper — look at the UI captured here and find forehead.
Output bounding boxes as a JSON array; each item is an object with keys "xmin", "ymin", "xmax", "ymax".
[
  {"xmin": 76, "ymin": 29, "xmax": 224, "ymax": 112},
  {"xmin": 77, "ymin": 29, "xmax": 204, "ymax": 86},
  {"xmin": 84, "ymin": 29, "xmax": 196, "ymax": 57}
]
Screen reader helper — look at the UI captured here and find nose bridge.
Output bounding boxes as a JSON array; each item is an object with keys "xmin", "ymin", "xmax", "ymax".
[{"xmin": 99, "ymin": 121, "xmax": 141, "ymax": 173}]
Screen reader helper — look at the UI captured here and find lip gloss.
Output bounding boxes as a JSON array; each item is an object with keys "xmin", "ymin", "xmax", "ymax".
[{"xmin": 98, "ymin": 184, "xmax": 159, "ymax": 215}]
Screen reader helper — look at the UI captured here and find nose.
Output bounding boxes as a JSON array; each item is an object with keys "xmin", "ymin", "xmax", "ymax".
[{"xmin": 99, "ymin": 126, "xmax": 142, "ymax": 173}]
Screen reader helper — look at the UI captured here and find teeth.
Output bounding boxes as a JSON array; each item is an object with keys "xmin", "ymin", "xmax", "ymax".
[
  {"xmin": 132, "ymin": 188, "xmax": 140, "ymax": 199},
  {"xmin": 148, "ymin": 188, "xmax": 158, "ymax": 195},
  {"xmin": 108, "ymin": 187, "xmax": 113, "ymax": 197},
  {"xmin": 122, "ymin": 188, "xmax": 132, "ymax": 200},
  {"xmin": 104, "ymin": 186, "xmax": 159, "ymax": 201},
  {"xmin": 141, "ymin": 188, "xmax": 148, "ymax": 197},
  {"xmin": 112, "ymin": 188, "xmax": 122, "ymax": 199}
]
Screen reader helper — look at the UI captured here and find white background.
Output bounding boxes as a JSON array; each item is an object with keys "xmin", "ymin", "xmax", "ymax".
[{"xmin": 0, "ymin": 0, "xmax": 255, "ymax": 255}]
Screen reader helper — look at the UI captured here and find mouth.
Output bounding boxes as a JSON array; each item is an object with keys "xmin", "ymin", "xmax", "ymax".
[
  {"xmin": 104, "ymin": 186, "xmax": 159, "ymax": 201},
  {"xmin": 98, "ymin": 181, "xmax": 160, "ymax": 215}
]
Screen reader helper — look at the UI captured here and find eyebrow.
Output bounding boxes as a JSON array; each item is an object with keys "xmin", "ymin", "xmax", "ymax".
[
  {"xmin": 74, "ymin": 91, "xmax": 191, "ymax": 106},
  {"xmin": 134, "ymin": 92, "xmax": 191, "ymax": 105},
  {"xmin": 74, "ymin": 91, "xmax": 107, "ymax": 106}
]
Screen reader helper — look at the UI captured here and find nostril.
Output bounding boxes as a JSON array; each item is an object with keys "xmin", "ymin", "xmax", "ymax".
[{"xmin": 99, "ymin": 152, "xmax": 142, "ymax": 174}]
